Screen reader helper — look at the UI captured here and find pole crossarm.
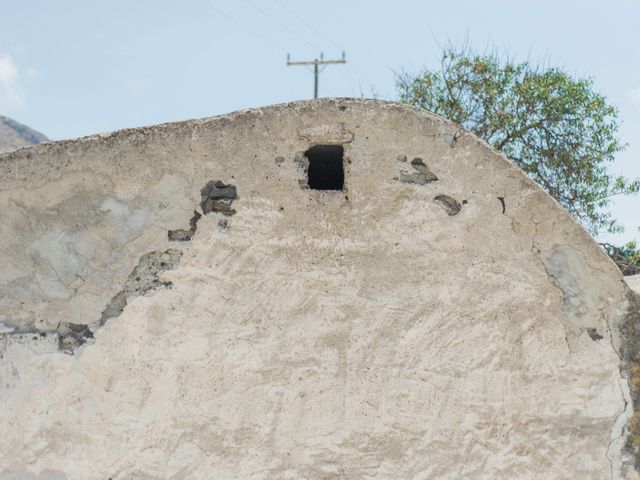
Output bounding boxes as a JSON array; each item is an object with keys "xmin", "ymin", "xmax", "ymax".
[
  {"xmin": 287, "ymin": 52, "xmax": 346, "ymax": 99},
  {"xmin": 286, "ymin": 59, "xmax": 346, "ymax": 66}
]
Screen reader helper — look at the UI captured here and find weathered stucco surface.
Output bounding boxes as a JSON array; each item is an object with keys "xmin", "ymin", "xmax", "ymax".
[
  {"xmin": 627, "ymin": 275, "xmax": 640, "ymax": 295},
  {"xmin": 0, "ymin": 99, "xmax": 636, "ymax": 479}
]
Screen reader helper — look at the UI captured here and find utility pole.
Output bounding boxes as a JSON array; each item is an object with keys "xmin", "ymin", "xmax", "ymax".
[{"xmin": 287, "ymin": 52, "xmax": 346, "ymax": 99}]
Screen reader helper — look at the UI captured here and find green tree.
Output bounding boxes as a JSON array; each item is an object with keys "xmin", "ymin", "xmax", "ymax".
[
  {"xmin": 601, "ymin": 241, "xmax": 640, "ymax": 276},
  {"xmin": 397, "ymin": 45, "xmax": 639, "ymax": 236}
]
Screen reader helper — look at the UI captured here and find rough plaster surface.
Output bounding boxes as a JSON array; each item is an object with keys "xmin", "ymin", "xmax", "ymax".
[
  {"xmin": 0, "ymin": 99, "xmax": 636, "ymax": 479},
  {"xmin": 627, "ymin": 275, "xmax": 640, "ymax": 295}
]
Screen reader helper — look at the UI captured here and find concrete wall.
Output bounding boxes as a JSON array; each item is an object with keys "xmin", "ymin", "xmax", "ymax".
[
  {"xmin": 0, "ymin": 99, "xmax": 637, "ymax": 479},
  {"xmin": 627, "ymin": 275, "xmax": 640, "ymax": 295}
]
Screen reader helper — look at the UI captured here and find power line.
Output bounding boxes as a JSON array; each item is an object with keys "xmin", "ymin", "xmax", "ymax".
[
  {"xmin": 243, "ymin": 0, "xmax": 321, "ymax": 51},
  {"xmin": 270, "ymin": 0, "xmax": 376, "ymax": 95},
  {"xmin": 197, "ymin": 0, "xmax": 376, "ymax": 99},
  {"xmin": 270, "ymin": 0, "xmax": 343, "ymax": 52},
  {"xmin": 197, "ymin": 0, "xmax": 287, "ymax": 53}
]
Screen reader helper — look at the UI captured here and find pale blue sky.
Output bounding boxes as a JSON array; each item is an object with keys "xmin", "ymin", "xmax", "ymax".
[{"xmin": 1, "ymin": 0, "xmax": 638, "ymax": 243}]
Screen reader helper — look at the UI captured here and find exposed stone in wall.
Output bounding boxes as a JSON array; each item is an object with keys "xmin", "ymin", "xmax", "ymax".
[
  {"xmin": 167, "ymin": 211, "xmax": 201, "ymax": 242},
  {"xmin": 57, "ymin": 323, "xmax": 94, "ymax": 351},
  {"xmin": 99, "ymin": 249, "xmax": 182, "ymax": 327},
  {"xmin": 168, "ymin": 180, "xmax": 237, "ymax": 241},
  {"xmin": 199, "ymin": 180, "xmax": 237, "ymax": 215},
  {"xmin": 434, "ymin": 194, "xmax": 462, "ymax": 215},
  {"xmin": 395, "ymin": 156, "xmax": 439, "ymax": 184}
]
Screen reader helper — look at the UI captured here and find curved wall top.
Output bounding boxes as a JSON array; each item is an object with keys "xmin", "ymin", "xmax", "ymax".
[{"xmin": 0, "ymin": 98, "xmax": 637, "ymax": 479}]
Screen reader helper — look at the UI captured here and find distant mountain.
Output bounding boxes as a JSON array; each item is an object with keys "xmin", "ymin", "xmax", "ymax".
[{"xmin": 0, "ymin": 115, "xmax": 48, "ymax": 153}]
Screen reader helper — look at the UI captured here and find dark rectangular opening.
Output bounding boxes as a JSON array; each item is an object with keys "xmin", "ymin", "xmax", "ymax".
[{"xmin": 305, "ymin": 145, "xmax": 344, "ymax": 190}]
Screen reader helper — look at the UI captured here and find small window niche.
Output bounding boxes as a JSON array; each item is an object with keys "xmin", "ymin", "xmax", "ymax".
[{"xmin": 305, "ymin": 145, "xmax": 344, "ymax": 190}]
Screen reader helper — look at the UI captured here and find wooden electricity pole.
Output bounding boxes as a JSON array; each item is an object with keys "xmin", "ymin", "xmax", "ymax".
[{"xmin": 287, "ymin": 52, "xmax": 346, "ymax": 99}]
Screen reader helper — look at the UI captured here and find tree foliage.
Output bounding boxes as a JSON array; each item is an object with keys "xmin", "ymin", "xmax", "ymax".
[
  {"xmin": 601, "ymin": 241, "xmax": 640, "ymax": 276},
  {"xmin": 397, "ymin": 45, "xmax": 639, "ymax": 235}
]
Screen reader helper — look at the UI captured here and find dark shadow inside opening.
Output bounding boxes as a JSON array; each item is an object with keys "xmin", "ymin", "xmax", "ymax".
[{"xmin": 305, "ymin": 145, "xmax": 344, "ymax": 190}]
